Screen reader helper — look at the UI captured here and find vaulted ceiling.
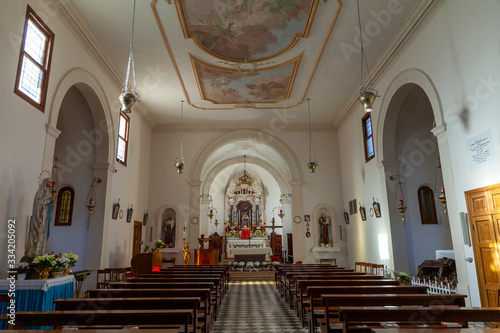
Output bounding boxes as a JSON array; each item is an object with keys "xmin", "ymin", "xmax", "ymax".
[{"xmin": 61, "ymin": 0, "xmax": 424, "ymax": 127}]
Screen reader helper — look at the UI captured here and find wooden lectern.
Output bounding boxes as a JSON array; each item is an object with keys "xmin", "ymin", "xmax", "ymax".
[{"xmin": 194, "ymin": 249, "xmax": 219, "ymax": 265}]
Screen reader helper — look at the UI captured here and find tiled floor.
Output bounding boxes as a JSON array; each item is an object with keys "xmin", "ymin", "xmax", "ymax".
[{"xmin": 213, "ymin": 281, "xmax": 307, "ymax": 333}]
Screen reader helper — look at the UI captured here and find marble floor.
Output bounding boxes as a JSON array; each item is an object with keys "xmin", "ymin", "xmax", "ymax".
[{"xmin": 213, "ymin": 281, "xmax": 307, "ymax": 333}]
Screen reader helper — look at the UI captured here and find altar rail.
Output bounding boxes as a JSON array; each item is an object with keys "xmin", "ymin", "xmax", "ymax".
[{"xmin": 411, "ymin": 276, "xmax": 457, "ymax": 294}]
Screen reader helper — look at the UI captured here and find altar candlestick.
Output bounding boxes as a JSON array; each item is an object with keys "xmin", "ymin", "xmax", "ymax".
[{"xmin": 183, "ymin": 221, "xmax": 187, "ymax": 238}]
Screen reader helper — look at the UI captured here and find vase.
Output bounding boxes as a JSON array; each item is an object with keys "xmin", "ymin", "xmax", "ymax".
[
  {"xmin": 50, "ymin": 271, "xmax": 60, "ymax": 278},
  {"xmin": 62, "ymin": 267, "xmax": 69, "ymax": 276},
  {"xmin": 37, "ymin": 268, "xmax": 51, "ymax": 280},
  {"xmin": 17, "ymin": 273, "xmax": 27, "ymax": 281},
  {"xmin": 325, "ymin": 243, "xmax": 330, "ymax": 248}
]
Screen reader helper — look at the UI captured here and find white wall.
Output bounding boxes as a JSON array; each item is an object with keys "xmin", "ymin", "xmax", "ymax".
[
  {"xmin": 338, "ymin": 0, "xmax": 500, "ymax": 305},
  {"xmin": 0, "ymin": 1, "xmax": 152, "ymax": 282}
]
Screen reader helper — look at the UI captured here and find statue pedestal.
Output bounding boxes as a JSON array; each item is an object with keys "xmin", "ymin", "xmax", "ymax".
[{"xmin": 312, "ymin": 246, "xmax": 340, "ymax": 265}]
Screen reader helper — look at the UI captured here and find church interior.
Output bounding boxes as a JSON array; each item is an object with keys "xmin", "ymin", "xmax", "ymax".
[{"xmin": 1, "ymin": 0, "xmax": 500, "ymax": 320}]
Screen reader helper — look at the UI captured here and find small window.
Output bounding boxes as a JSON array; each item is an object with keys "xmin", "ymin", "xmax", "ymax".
[
  {"xmin": 14, "ymin": 6, "xmax": 55, "ymax": 112},
  {"xmin": 362, "ymin": 113, "xmax": 375, "ymax": 161},
  {"xmin": 116, "ymin": 111, "xmax": 130, "ymax": 166},
  {"xmin": 55, "ymin": 186, "xmax": 75, "ymax": 226},
  {"xmin": 418, "ymin": 186, "xmax": 438, "ymax": 224}
]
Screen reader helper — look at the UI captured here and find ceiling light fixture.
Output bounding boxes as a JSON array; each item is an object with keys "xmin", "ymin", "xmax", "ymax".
[
  {"xmin": 119, "ymin": 0, "xmax": 140, "ymax": 113},
  {"xmin": 356, "ymin": 0, "xmax": 379, "ymax": 112},
  {"xmin": 175, "ymin": 100, "xmax": 186, "ymax": 174},
  {"xmin": 307, "ymin": 98, "xmax": 318, "ymax": 173}
]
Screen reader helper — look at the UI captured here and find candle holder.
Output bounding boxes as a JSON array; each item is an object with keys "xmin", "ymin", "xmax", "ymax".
[
  {"xmin": 398, "ymin": 199, "xmax": 407, "ymax": 221},
  {"xmin": 438, "ymin": 187, "xmax": 447, "ymax": 213},
  {"xmin": 182, "ymin": 238, "xmax": 190, "ymax": 266}
]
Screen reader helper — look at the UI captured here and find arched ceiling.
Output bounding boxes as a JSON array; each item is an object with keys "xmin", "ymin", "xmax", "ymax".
[{"xmin": 67, "ymin": 0, "xmax": 420, "ymax": 126}]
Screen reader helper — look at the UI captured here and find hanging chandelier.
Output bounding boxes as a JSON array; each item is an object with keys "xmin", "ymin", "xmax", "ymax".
[
  {"xmin": 175, "ymin": 100, "xmax": 186, "ymax": 173},
  {"xmin": 356, "ymin": 0, "xmax": 379, "ymax": 112},
  {"xmin": 307, "ymin": 98, "xmax": 318, "ymax": 173},
  {"xmin": 119, "ymin": 0, "xmax": 140, "ymax": 113},
  {"xmin": 390, "ymin": 174, "xmax": 407, "ymax": 222}
]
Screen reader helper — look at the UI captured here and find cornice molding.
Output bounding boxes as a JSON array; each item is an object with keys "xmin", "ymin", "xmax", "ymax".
[
  {"xmin": 45, "ymin": 123, "xmax": 61, "ymax": 139},
  {"xmin": 47, "ymin": 0, "xmax": 157, "ymax": 130},
  {"xmin": 153, "ymin": 122, "xmax": 337, "ymax": 133},
  {"xmin": 431, "ymin": 123, "xmax": 447, "ymax": 138},
  {"xmin": 334, "ymin": 0, "xmax": 446, "ymax": 128}
]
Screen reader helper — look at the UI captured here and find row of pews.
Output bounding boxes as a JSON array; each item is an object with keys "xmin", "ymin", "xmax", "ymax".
[
  {"xmin": 276, "ymin": 263, "xmax": 500, "ymax": 333},
  {"xmin": 13, "ymin": 265, "xmax": 229, "ymax": 333}
]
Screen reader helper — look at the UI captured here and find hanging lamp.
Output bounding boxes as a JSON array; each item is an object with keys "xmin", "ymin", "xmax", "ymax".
[
  {"xmin": 175, "ymin": 100, "xmax": 186, "ymax": 173},
  {"xmin": 356, "ymin": 0, "xmax": 379, "ymax": 112},
  {"xmin": 307, "ymin": 98, "xmax": 319, "ymax": 173},
  {"xmin": 119, "ymin": 0, "xmax": 140, "ymax": 113}
]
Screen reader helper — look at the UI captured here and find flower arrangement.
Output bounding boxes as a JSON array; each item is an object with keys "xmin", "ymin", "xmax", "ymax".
[
  {"xmin": 14, "ymin": 262, "xmax": 30, "ymax": 274},
  {"xmin": 32, "ymin": 253, "xmax": 56, "ymax": 271},
  {"xmin": 66, "ymin": 252, "xmax": 79, "ymax": 267},
  {"xmin": 52, "ymin": 252, "xmax": 71, "ymax": 272},
  {"xmin": 164, "ymin": 238, "xmax": 173, "ymax": 248},
  {"xmin": 398, "ymin": 272, "xmax": 411, "ymax": 285},
  {"xmin": 152, "ymin": 240, "xmax": 166, "ymax": 252}
]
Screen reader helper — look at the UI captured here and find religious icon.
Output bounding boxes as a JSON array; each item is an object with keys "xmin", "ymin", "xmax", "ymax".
[
  {"xmin": 127, "ymin": 205, "xmax": 133, "ymax": 223},
  {"xmin": 143, "ymin": 211, "xmax": 148, "ymax": 226},
  {"xmin": 304, "ymin": 215, "xmax": 310, "ymax": 222},
  {"xmin": 343, "ymin": 211, "xmax": 349, "ymax": 224},
  {"xmin": 372, "ymin": 199, "xmax": 381, "ymax": 218},
  {"xmin": 359, "ymin": 204, "xmax": 367, "ymax": 221},
  {"xmin": 112, "ymin": 199, "xmax": 120, "ymax": 219}
]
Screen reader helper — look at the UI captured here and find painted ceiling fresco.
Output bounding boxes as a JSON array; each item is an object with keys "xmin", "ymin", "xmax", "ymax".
[
  {"xmin": 192, "ymin": 55, "xmax": 300, "ymax": 104},
  {"xmin": 179, "ymin": 0, "xmax": 314, "ymax": 61}
]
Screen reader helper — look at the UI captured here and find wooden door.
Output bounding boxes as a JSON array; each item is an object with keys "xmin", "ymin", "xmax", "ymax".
[
  {"xmin": 465, "ymin": 184, "xmax": 500, "ymax": 306},
  {"xmin": 133, "ymin": 221, "xmax": 142, "ymax": 257},
  {"xmin": 287, "ymin": 233, "xmax": 293, "ymax": 263}
]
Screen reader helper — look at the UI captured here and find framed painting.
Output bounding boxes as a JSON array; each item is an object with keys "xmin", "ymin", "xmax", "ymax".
[
  {"xmin": 373, "ymin": 200, "xmax": 381, "ymax": 218},
  {"xmin": 359, "ymin": 205, "xmax": 367, "ymax": 221},
  {"xmin": 112, "ymin": 200, "xmax": 120, "ymax": 219},
  {"xmin": 343, "ymin": 211, "xmax": 350, "ymax": 224},
  {"xmin": 127, "ymin": 206, "xmax": 134, "ymax": 223}
]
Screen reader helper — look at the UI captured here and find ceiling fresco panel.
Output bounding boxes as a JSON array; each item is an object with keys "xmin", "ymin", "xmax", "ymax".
[
  {"xmin": 177, "ymin": 0, "xmax": 316, "ymax": 61},
  {"xmin": 192, "ymin": 55, "xmax": 301, "ymax": 104}
]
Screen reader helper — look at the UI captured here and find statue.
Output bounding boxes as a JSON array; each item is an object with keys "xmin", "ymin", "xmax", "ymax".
[
  {"xmin": 164, "ymin": 214, "xmax": 175, "ymax": 247},
  {"xmin": 183, "ymin": 242, "xmax": 191, "ymax": 265},
  {"xmin": 24, "ymin": 178, "xmax": 57, "ymax": 258},
  {"xmin": 319, "ymin": 213, "xmax": 330, "ymax": 245}
]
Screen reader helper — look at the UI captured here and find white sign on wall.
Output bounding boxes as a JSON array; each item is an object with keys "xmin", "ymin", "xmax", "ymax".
[{"xmin": 466, "ymin": 130, "xmax": 496, "ymax": 169}]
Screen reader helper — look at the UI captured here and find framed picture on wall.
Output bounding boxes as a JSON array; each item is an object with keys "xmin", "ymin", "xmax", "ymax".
[
  {"xmin": 373, "ymin": 199, "xmax": 381, "ymax": 218},
  {"xmin": 343, "ymin": 211, "xmax": 349, "ymax": 224},
  {"xmin": 112, "ymin": 200, "xmax": 120, "ymax": 219},
  {"xmin": 143, "ymin": 211, "xmax": 149, "ymax": 226},
  {"xmin": 359, "ymin": 204, "xmax": 367, "ymax": 221},
  {"xmin": 127, "ymin": 205, "xmax": 133, "ymax": 223},
  {"xmin": 304, "ymin": 215, "xmax": 310, "ymax": 222}
]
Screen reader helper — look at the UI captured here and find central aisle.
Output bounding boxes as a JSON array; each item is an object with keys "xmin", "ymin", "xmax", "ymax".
[{"xmin": 213, "ymin": 281, "xmax": 307, "ymax": 333}]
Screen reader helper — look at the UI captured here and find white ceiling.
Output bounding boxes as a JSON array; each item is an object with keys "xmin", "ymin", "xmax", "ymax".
[{"xmin": 66, "ymin": 0, "xmax": 421, "ymax": 127}]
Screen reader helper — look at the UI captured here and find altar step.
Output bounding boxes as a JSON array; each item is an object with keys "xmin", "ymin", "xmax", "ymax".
[{"xmin": 229, "ymin": 270, "xmax": 275, "ymax": 281}]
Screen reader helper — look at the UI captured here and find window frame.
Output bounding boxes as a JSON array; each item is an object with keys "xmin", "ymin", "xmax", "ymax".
[
  {"xmin": 361, "ymin": 113, "xmax": 375, "ymax": 162},
  {"xmin": 116, "ymin": 111, "xmax": 130, "ymax": 166},
  {"xmin": 14, "ymin": 5, "xmax": 55, "ymax": 112},
  {"xmin": 417, "ymin": 185, "xmax": 438, "ymax": 224},
  {"xmin": 54, "ymin": 186, "xmax": 75, "ymax": 226}
]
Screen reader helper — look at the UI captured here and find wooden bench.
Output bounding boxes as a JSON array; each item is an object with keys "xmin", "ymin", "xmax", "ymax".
[
  {"xmin": 54, "ymin": 297, "xmax": 202, "ymax": 333},
  {"xmin": 14, "ymin": 309, "xmax": 193, "ymax": 332},
  {"xmin": 338, "ymin": 306, "xmax": 500, "ymax": 333},
  {"xmin": 321, "ymin": 294, "xmax": 466, "ymax": 333},
  {"xmin": 306, "ymin": 284, "xmax": 428, "ymax": 332},
  {"xmin": 277, "ymin": 266, "xmax": 347, "ymax": 292},
  {"xmin": 142, "ymin": 271, "xmax": 228, "ymax": 292},
  {"xmin": 297, "ymin": 280, "xmax": 402, "ymax": 329},
  {"xmin": 275, "ymin": 264, "xmax": 339, "ymax": 289},
  {"xmin": 87, "ymin": 288, "xmax": 212, "ymax": 333}
]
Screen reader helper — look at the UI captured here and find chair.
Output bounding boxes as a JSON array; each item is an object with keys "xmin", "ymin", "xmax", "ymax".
[
  {"xmin": 96, "ymin": 269, "xmax": 111, "ymax": 289},
  {"xmin": 354, "ymin": 262, "xmax": 366, "ymax": 272},
  {"xmin": 372, "ymin": 264, "xmax": 384, "ymax": 276}
]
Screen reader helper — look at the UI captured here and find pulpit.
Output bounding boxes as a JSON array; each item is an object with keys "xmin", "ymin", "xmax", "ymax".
[
  {"xmin": 131, "ymin": 252, "xmax": 163, "ymax": 276},
  {"xmin": 194, "ymin": 249, "xmax": 219, "ymax": 265}
]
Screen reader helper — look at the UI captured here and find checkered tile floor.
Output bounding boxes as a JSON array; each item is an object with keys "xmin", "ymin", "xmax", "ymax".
[{"xmin": 213, "ymin": 281, "xmax": 307, "ymax": 333}]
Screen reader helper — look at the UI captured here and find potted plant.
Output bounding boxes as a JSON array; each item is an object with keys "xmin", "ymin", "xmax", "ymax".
[
  {"xmin": 398, "ymin": 272, "xmax": 411, "ymax": 285},
  {"xmin": 32, "ymin": 254, "xmax": 56, "ymax": 279},
  {"xmin": 14, "ymin": 262, "xmax": 30, "ymax": 281}
]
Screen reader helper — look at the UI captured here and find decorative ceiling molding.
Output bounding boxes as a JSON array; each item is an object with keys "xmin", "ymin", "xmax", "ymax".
[
  {"xmin": 191, "ymin": 54, "xmax": 302, "ymax": 105},
  {"xmin": 46, "ymin": 0, "xmax": 157, "ymax": 129},
  {"xmin": 333, "ymin": 0, "xmax": 446, "ymax": 128},
  {"xmin": 153, "ymin": 122, "xmax": 337, "ymax": 133},
  {"xmin": 175, "ymin": 0, "xmax": 319, "ymax": 62}
]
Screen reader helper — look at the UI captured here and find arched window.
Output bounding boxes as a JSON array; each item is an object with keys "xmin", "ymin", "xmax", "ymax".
[
  {"xmin": 55, "ymin": 186, "xmax": 75, "ymax": 226},
  {"xmin": 417, "ymin": 186, "xmax": 438, "ymax": 224}
]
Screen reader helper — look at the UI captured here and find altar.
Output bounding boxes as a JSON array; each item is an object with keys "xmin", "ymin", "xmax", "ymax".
[
  {"xmin": 232, "ymin": 247, "xmax": 273, "ymax": 262},
  {"xmin": 226, "ymin": 238, "xmax": 269, "ymax": 258}
]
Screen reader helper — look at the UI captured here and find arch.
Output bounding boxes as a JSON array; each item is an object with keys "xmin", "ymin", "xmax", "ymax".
[
  {"xmin": 156, "ymin": 204, "xmax": 185, "ymax": 248},
  {"xmin": 45, "ymin": 68, "xmax": 115, "ymax": 167},
  {"xmin": 311, "ymin": 203, "xmax": 336, "ymax": 246},
  {"xmin": 376, "ymin": 68, "xmax": 444, "ymax": 164},
  {"xmin": 190, "ymin": 129, "xmax": 303, "ymax": 184}
]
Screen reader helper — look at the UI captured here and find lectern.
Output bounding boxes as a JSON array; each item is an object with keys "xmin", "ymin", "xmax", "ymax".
[{"xmin": 194, "ymin": 249, "xmax": 219, "ymax": 265}]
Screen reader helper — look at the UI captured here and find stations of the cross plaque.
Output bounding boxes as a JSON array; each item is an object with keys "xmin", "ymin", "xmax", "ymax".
[{"xmin": 265, "ymin": 217, "xmax": 283, "ymax": 258}]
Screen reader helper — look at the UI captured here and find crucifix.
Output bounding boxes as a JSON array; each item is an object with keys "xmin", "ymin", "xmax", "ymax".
[{"xmin": 265, "ymin": 217, "xmax": 283, "ymax": 257}]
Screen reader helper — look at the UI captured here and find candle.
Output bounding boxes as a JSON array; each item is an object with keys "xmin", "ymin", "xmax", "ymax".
[
  {"xmin": 441, "ymin": 187, "xmax": 445, "ymax": 192},
  {"xmin": 183, "ymin": 221, "xmax": 186, "ymax": 238},
  {"xmin": 399, "ymin": 199, "xmax": 403, "ymax": 203}
]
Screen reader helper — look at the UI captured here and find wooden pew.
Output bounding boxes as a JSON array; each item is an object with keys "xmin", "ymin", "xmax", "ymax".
[
  {"xmin": 14, "ymin": 309, "xmax": 193, "ymax": 332},
  {"xmin": 286, "ymin": 274, "xmax": 385, "ymax": 305},
  {"xmin": 275, "ymin": 264, "xmax": 339, "ymax": 289},
  {"xmin": 87, "ymin": 288, "xmax": 212, "ymax": 333},
  {"xmin": 54, "ymin": 297, "xmax": 202, "ymax": 333},
  {"xmin": 338, "ymin": 306, "xmax": 500, "ymax": 333},
  {"xmin": 321, "ymin": 294, "xmax": 466, "ymax": 333},
  {"xmin": 307, "ymin": 285, "xmax": 428, "ymax": 333},
  {"xmin": 131, "ymin": 276, "xmax": 224, "ymax": 297},
  {"xmin": 297, "ymin": 280, "xmax": 401, "ymax": 328},
  {"xmin": 168, "ymin": 265, "xmax": 230, "ymax": 284},
  {"xmin": 109, "ymin": 281, "xmax": 220, "ymax": 320},
  {"xmin": 142, "ymin": 270, "xmax": 228, "ymax": 292}
]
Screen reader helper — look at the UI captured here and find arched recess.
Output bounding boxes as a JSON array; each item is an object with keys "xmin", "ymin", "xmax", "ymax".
[
  {"xmin": 41, "ymin": 68, "xmax": 116, "ymax": 272},
  {"xmin": 156, "ymin": 205, "xmax": 184, "ymax": 249},
  {"xmin": 311, "ymin": 203, "xmax": 336, "ymax": 247},
  {"xmin": 375, "ymin": 68, "xmax": 470, "ymax": 297}
]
